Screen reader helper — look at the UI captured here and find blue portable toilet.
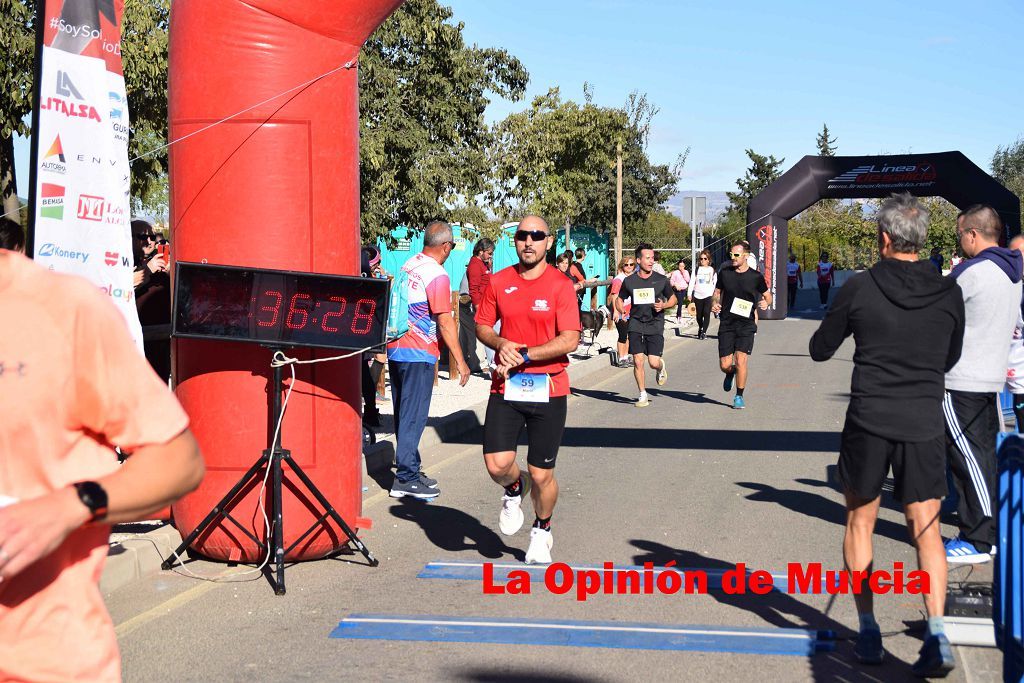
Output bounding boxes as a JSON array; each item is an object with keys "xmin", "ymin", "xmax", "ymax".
[
  {"xmin": 376, "ymin": 225, "xmax": 422, "ymax": 279},
  {"xmin": 492, "ymin": 222, "xmax": 521, "ymax": 273},
  {"xmin": 557, "ymin": 226, "xmax": 610, "ymax": 311},
  {"xmin": 445, "ymin": 223, "xmax": 480, "ymax": 292}
]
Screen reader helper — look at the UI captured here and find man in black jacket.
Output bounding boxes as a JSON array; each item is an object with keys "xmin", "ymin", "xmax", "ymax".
[{"xmin": 810, "ymin": 193, "xmax": 965, "ymax": 677}]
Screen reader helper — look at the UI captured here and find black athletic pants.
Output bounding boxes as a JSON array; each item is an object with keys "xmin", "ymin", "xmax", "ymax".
[
  {"xmin": 943, "ymin": 390, "xmax": 999, "ymax": 552},
  {"xmin": 787, "ymin": 281, "xmax": 798, "ymax": 309},
  {"xmin": 818, "ymin": 282, "xmax": 831, "ymax": 306},
  {"xmin": 458, "ymin": 301, "xmax": 482, "ymax": 373},
  {"xmin": 693, "ymin": 296, "xmax": 712, "ymax": 335}
]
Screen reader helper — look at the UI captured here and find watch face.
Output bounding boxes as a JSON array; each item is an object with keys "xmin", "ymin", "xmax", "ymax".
[
  {"xmin": 74, "ymin": 481, "xmax": 108, "ymax": 519},
  {"xmin": 173, "ymin": 262, "xmax": 390, "ymax": 351}
]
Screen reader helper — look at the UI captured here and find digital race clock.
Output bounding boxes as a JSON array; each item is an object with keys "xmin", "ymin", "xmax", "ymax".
[{"xmin": 173, "ymin": 262, "xmax": 390, "ymax": 351}]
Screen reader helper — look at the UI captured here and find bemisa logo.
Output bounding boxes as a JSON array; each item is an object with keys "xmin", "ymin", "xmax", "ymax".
[
  {"xmin": 41, "ymin": 183, "xmax": 65, "ymax": 219},
  {"xmin": 828, "ymin": 162, "xmax": 937, "ymax": 186},
  {"xmin": 77, "ymin": 194, "xmax": 105, "ymax": 221}
]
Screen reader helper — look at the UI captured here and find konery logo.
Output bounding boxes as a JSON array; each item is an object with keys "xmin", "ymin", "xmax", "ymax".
[{"xmin": 38, "ymin": 242, "xmax": 89, "ymax": 263}]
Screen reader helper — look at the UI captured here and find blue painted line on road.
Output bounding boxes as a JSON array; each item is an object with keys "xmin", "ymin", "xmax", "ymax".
[
  {"xmin": 417, "ymin": 561, "xmax": 829, "ymax": 593},
  {"xmin": 329, "ymin": 613, "xmax": 834, "ymax": 656}
]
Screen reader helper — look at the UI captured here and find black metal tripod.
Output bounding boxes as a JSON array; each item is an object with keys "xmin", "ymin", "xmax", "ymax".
[{"xmin": 162, "ymin": 349, "xmax": 378, "ymax": 594}]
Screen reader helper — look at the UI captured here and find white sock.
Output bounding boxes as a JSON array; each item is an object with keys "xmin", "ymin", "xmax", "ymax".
[{"xmin": 638, "ymin": 391, "xmax": 647, "ymax": 401}]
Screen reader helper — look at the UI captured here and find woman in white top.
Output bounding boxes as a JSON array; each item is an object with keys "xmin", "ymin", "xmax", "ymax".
[
  {"xmin": 687, "ymin": 249, "xmax": 717, "ymax": 340},
  {"xmin": 816, "ymin": 251, "xmax": 835, "ymax": 309}
]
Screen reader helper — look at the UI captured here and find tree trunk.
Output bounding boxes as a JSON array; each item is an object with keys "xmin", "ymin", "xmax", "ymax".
[{"xmin": 0, "ymin": 135, "xmax": 21, "ymax": 221}]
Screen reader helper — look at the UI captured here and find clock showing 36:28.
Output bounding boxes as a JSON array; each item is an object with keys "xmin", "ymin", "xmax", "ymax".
[{"xmin": 248, "ymin": 290, "xmax": 377, "ymax": 334}]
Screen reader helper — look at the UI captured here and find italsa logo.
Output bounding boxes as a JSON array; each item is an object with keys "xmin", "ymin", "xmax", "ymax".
[
  {"xmin": 40, "ymin": 71, "xmax": 101, "ymax": 122},
  {"xmin": 38, "ymin": 242, "xmax": 89, "ymax": 263},
  {"xmin": 41, "ymin": 183, "xmax": 65, "ymax": 219},
  {"xmin": 77, "ymin": 194, "xmax": 105, "ymax": 221},
  {"xmin": 41, "ymin": 135, "xmax": 67, "ymax": 174},
  {"xmin": 828, "ymin": 162, "xmax": 937, "ymax": 186}
]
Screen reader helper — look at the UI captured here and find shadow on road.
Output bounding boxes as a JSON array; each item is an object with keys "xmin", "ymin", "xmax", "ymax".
[
  {"xmin": 389, "ymin": 500, "xmax": 525, "ymax": 561},
  {"xmin": 646, "ymin": 388, "xmax": 733, "ymax": 408},
  {"xmin": 503, "ymin": 428, "xmax": 842, "ymax": 452},
  {"xmin": 629, "ymin": 539, "xmax": 918, "ymax": 681},
  {"xmin": 569, "ymin": 387, "xmax": 635, "ymax": 403},
  {"xmin": 735, "ymin": 481, "xmax": 909, "ymax": 544},
  {"xmin": 452, "ymin": 671, "xmax": 598, "ymax": 683}
]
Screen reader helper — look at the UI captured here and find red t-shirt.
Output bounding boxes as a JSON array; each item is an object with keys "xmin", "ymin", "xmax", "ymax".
[{"xmin": 476, "ymin": 264, "xmax": 581, "ymax": 397}]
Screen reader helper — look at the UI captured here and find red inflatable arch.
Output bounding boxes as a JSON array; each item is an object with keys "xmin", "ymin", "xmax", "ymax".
[{"xmin": 168, "ymin": 0, "xmax": 403, "ymax": 561}]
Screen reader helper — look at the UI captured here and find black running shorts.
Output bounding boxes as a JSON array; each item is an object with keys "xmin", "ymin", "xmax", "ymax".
[
  {"xmin": 718, "ymin": 318, "xmax": 756, "ymax": 356},
  {"xmin": 483, "ymin": 394, "xmax": 568, "ymax": 469},
  {"xmin": 838, "ymin": 421, "xmax": 947, "ymax": 504},
  {"xmin": 628, "ymin": 332, "xmax": 664, "ymax": 357}
]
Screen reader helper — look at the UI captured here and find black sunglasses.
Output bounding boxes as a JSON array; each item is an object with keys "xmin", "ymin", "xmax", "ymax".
[
  {"xmin": 514, "ymin": 229, "xmax": 549, "ymax": 242},
  {"xmin": 134, "ymin": 233, "xmax": 156, "ymax": 241}
]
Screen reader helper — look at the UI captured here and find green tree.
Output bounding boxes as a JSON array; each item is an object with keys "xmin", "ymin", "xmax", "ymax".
[
  {"xmin": 0, "ymin": 0, "xmax": 170, "ymax": 218},
  {"xmin": 720, "ymin": 149, "xmax": 784, "ymax": 240},
  {"xmin": 625, "ymin": 209, "xmax": 689, "ymax": 250},
  {"xmin": 816, "ymin": 123, "xmax": 837, "ymax": 156},
  {"xmin": 359, "ymin": 0, "xmax": 527, "ymax": 241},
  {"xmin": 992, "ymin": 137, "xmax": 1024, "ymax": 217}
]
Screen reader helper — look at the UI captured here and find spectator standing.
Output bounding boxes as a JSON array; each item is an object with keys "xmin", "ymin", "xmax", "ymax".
[
  {"xmin": 816, "ymin": 251, "xmax": 835, "ymax": 309},
  {"xmin": 786, "ymin": 254, "xmax": 803, "ymax": 310},
  {"xmin": 568, "ymin": 248, "xmax": 588, "ymax": 308},
  {"xmin": 459, "ymin": 238, "xmax": 495, "ymax": 376},
  {"xmin": 131, "ymin": 220, "xmax": 171, "ymax": 382},
  {"xmin": 943, "ymin": 205, "xmax": 1023, "ymax": 563},
  {"xmin": 1007, "ymin": 235, "xmax": 1024, "ymax": 430},
  {"xmin": 669, "ymin": 259, "xmax": 690, "ymax": 322},
  {"xmin": 652, "ymin": 250, "xmax": 667, "ymax": 275},
  {"xmin": 810, "ymin": 193, "xmax": 965, "ymax": 676},
  {"xmin": 386, "ymin": 221, "xmax": 470, "ymax": 499},
  {"xmin": 687, "ymin": 249, "xmax": 716, "ymax": 340},
  {"xmin": 360, "ymin": 245, "xmax": 386, "ymax": 427},
  {"xmin": 608, "ymin": 257, "xmax": 635, "ymax": 367},
  {"xmin": 0, "ymin": 248, "xmax": 204, "ymax": 682},
  {"xmin": 929, "ymin": 247, "xmax": 944, "ymax": 273}
]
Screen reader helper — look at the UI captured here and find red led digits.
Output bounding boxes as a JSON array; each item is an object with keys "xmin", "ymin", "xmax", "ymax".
[
  {"xmin": 351, "ymin": 298, "xmax": 376, "ymax": 334},
  {"xmin": 320, "ymin": 296, "xmax": 348, "ymax": 332},
  {"xmin": 285, "ymin": 293, "xmax": 312, "ymax": 329},
  {"xmin": 256, "ymin": 290, "xmax": 283, "ymax": 327}
]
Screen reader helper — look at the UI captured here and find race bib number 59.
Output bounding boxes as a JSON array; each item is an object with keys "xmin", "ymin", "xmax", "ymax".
[{"xmin": 505, "ymin": 373, "xmax": 550, "ymax": 403}]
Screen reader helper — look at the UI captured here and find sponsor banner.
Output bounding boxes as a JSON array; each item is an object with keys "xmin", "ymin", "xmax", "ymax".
[
  {"xmin": 755, "ymin": 223, "xmax": 777, "ymax": 310},
  {"xmin": 825, "ymin": 161, "xmax": 937, "ymax": 192},
  {"xmin": 31, "ymin": 0, "xmax": 141, "ymax": 348}
]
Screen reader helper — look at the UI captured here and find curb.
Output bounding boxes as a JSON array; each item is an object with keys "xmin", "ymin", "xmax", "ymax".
[{"xmin": 101, "ymin": 524, "xmax": 183, "ymax": 594}]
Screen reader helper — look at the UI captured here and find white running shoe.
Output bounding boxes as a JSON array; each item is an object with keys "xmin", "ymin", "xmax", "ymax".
[
  {"xmin": 525, "ymin": 527, "xmax": 553, "ymax": 564},
  {"xmin": 656, "ymin": 362, "xmax": 668, "ymax": 386},
  {"xmin": 499, "ymin": 494, "xmax": 524, "ymax": 535}
]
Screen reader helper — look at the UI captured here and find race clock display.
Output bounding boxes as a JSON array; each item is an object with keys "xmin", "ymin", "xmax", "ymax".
[{"xmin": 173, "ymin": 262, "xmax": 390, "ymax": 351}]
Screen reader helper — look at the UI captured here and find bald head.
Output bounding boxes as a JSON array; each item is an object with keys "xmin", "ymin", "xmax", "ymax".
[{"xmin": 518, "ymin": 214, "xmax": 549, "ymax": 232}]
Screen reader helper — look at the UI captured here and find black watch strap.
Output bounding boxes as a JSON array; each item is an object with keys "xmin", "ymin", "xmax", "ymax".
[{"xmin": 72, "ymin": 481, "xmax": 109, "ymax": 523}]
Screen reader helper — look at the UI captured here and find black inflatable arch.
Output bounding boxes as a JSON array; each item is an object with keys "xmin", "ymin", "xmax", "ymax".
[{"xmin": 745, "ymin": 151, "xmax": 1021, "ymax": 319}]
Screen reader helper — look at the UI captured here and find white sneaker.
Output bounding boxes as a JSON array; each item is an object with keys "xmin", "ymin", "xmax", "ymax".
[
  {"xmin": 656, "ymin": 362, "xmax": 668, "ymax": 386},
  {"xmin": 525, "ymin": 527, "xmax": 553, "ymax": 564},
  {"xmin": 499, "ymin": 494, "xmax": 524, "ymax": 535}
]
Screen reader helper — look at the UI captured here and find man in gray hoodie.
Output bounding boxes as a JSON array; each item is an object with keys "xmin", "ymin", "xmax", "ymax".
[{"xmin": 943, "ymin": 205, "xmax": 1023, "ymax": 564}]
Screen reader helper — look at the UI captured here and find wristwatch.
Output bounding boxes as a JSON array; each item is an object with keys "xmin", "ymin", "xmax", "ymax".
[
  {"xmin": 72, "ymin": 481, "xmax": 109, "ymax": 523},
  {"xmin": 520, "ymin": 347, "xmax": 530, "ymax": 364}
]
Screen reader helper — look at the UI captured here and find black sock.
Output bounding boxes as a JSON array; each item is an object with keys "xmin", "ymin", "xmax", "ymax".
[
  {"xmin": 504, "ymin": 479, "xmax": 522, "ymax": 497},
  {"xmin": 736, "ymin": 387, "xmax": 744, "ymax": 397},
  {"xmin": 533, "ymin": 516, "xmax": 551, "ymax": 531}
]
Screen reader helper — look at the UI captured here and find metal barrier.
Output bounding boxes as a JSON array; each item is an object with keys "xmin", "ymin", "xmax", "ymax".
[{"xmin": 997, "ymin": 432, "xmax": 1024, "ymax": 682}]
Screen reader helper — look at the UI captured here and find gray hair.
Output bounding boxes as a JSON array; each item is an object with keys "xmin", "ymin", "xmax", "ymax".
[
  {"xmin": 877, "ymin": 192, "xmax": 929, "ymax": 253},
  {"xmin": 423, "ymin": 220, "xmax": 453, "ymax": 247}
]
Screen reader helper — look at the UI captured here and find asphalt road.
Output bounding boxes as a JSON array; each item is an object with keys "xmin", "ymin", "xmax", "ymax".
[{"xmin": 108, "ymin": 289, "xmax": 1002, "ymax": 682}]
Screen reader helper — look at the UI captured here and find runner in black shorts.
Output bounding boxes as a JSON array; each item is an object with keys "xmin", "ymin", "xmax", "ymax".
[
  {"xmin": 613, "ymin": 242, "xmax": 675, "ymax": 407},
  {"xmin": 810, "ymin": 192, "xmax": 966, "ymax": 675},
  {"xmin": 476, "ymin": 215, "xmax": 581, "ymax": 565},
  {"xmin": 712, "ymin": 241, "xmax": 770, "ymax": 409}
]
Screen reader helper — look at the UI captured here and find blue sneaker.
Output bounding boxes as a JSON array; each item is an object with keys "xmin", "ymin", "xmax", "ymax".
[
  {"xmin": 854, "ymin": 627, "xmax": 883, "ymax": 665},
  {"xmin": 911, "ymin": 633, "xmax": 955, "ymax": 678},
  {"xmin": 723, "ymin": 371, "xmax": 734, "ymax": 392},
  {"xmin": 733, "ymin": 395, "xmax": 745, "ymax": 410},
  {"xmin": 944, "ymin": 536, "xmax": 990, "ymax": 564}
]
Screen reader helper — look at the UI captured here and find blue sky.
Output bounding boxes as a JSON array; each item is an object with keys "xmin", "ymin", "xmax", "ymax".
[
  {"xmin": 15, "ymin": 0, "xmax": 1023, "ymax": 197},
  {"xmin": 445, "ymin": 0, "xmax": 1024, "ymax": 191}
]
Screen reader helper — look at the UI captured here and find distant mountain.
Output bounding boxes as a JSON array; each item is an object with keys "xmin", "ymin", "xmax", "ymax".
[{"xmin": 663, "ymin": 190, "xmax": 730, "ymax": 224}]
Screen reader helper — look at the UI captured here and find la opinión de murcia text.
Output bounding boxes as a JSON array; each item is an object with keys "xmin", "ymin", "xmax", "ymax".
[{"xmin": 482, "ymin": 562, "xmax": 930, "ymax": 602}]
